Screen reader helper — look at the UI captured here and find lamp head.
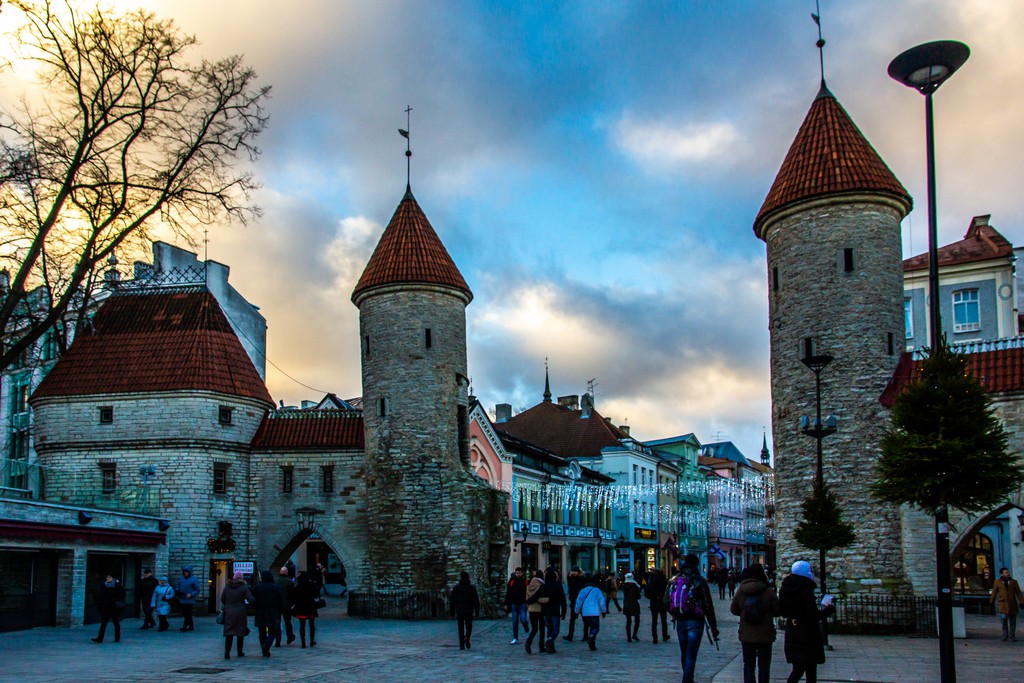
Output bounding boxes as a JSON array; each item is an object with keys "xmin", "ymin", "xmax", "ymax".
[{"xmin": 888, "ymin": 40, "xmax": 970, "ymax": 94}]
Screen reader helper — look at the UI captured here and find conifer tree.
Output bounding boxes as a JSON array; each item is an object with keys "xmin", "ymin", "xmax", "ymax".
[{"xmin": 794, "ymin": 481, "xmax": 855, "ymax": 552}]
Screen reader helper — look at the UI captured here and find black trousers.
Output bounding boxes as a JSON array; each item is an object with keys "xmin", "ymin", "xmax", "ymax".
[
  {"xmin": 526, "ymin": 612, "xmax": 545, "ymax": 647},
  {"xmin": 258, "ymin": 623, "xmax": 280, "ymax": 653},
  {"xmin": 650, "ymin": 601, "xmax": 669, "ymax": 638},
  {"xmin": 626, "ymin": 613, "xmax": 640, "ymax": 640},
  {"xmin": 787, "ymin": 662, "xmax": 817, "ymax": 683},
  {"xmin": 276, "ymin": 611, "xmax": 294, "ymax": 644},
  {"xmin": 180, "ymin": 603, "xmax": 194, "ymax": 630},
  {"xmin": 224, "ymin": 635, "xmax": 244, "ymax": 657},
  {"xmin": 742, "ymin": 642, "xmax": 773, "ymax": 683},
  {"xmin": 141, "ymin": 603, "xmax": 155, "ymax": 628},
  {"xmin": 456, "ymin": 612, "xmax": 474, "ymax": 647},
  {"xmin": 298, "ymin": 617, "xmax": 316, "ymax": 645},
  {"xmin": 96, "ymin": 611, "xmax": 121, "ymax": 642}
]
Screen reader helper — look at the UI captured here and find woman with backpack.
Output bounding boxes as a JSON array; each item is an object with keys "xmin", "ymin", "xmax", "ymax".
[
  {"xmin": 730, "ymin": 564, "xmax": 781, "ymax": 683},
  {"xmin": 779, "ymin": 560, "xmax": 835, "ymax": 683},
  {"xmin": 667, "ymin": 554, "xmax": 718, "ymax": 683}
]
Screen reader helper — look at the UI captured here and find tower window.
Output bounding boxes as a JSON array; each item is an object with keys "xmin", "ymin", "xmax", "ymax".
[
  {"xmin": 218, "ymin": 405, "xmax": 234, "ymax": 425},
  {"xmin": 100, "ymin": 463, "xmax": 117, "ymax": 494},
  {"xmin": 379, "ymin": 397, "xmax": 389, "ymax": 418},
  {"xmin": 364, "ymin": 335, "xmax": 371, "ymax": 358},
  {"xmin": 887, "ymin": 332, "xmax": 895, "ymax": 356},
  {"xmin": 213, "ymin": 463, "xmax": 228, "ymax": 494},
  {"xmin": 281, "ymin": 466, "xmax": 294, "ymax": 494},
  {"xmin": 802, "ymin": 337, "xmax": 815, "ymax": 359},
  {"xmin": 98, "ymin": 406, "xmax": 114, "ymax": 424},
  {"xmin": 425, "ymin": 328, "xmax": 432, "ymax": 348},
  {"xmin": 772, "ymin": 267, "xmax": 779, "ymax": 292},
  {"xmin": 843, "ymin": 248, "xmax": 855, "ymax": 273},
  {"xmin": 322, "ymin": 465, "xmax": 334, "ymax": 494}
]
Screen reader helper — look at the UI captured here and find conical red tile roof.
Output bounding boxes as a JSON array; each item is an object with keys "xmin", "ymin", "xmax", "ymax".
[
  {"xmin": 754, "ymin": 85, "xmax": 912, "ymax": 239},
  {"xmin": 352, "ymin": 188, "xmax": 472, "ymax": 304}
]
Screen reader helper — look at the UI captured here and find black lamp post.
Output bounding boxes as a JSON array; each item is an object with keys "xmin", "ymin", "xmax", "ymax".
[
  {"xmin": 889, "ymin": 40, "xmax": 969, "ymax": 683},
  {"xmin": 800, "ymin": 353, "xmax": 837, "ymax": 648}
]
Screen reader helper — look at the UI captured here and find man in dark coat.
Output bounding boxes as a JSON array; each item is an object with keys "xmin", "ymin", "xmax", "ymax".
[
  {"xmin": 274, "ymin": 566, "xmax": 296, "ymax": 645},
  {"xmin": 541, "ymin": 567, "xmax": 567, "ymax": 653},
  {"xmin": 503, "ymin": 566, "xmax": 529, "ymax": 644},
  {"xmin": 646, "ymin": 567, "xmax": 670, "ymax": 643},
  {"xmin": 563, "ymin": 566, "xmax": 586, "ymax": 642},
  {"xmin": 449, "ymin": 571, "xmax": 481, "ymax": 650},
  {"xmin": 715, "ymin": 564, "xmax": 729, "ymax": 599},
  {"xmin": 91, "ymin": 572, "xmax": 126, "ymax": 644},
  {"xmin": 730, "ymin": 564, "xmax": 781, "ymax": 683},
  {"xmin": 252, "ymin": 570, "xmax": 284, "ymax": 657},
  {"xmin": 138, "ymin": 567, "xmax": 159, "ymax": 630},
  {"xmin": 176, "ymin": 566, "xmax": 200, "ymax": 632},
  {"xmin": 779, "ymin": 560, "xmax": 835, "ymax": 683}
]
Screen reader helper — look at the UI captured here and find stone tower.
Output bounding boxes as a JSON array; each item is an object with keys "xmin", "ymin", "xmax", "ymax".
[
  {"xmin": 352, "ymin": 186, "xmax": 509, "ymax": 600},
  {"xmin": 754, "ymin": 83, "xmax": 913, "ymax": 590}
]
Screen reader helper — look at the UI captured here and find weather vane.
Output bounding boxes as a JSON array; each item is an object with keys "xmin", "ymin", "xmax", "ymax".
[
  {"xmin": 811, "ymin": 0, "xmax": 826, "ymax": 86},
  {"xmin": 398, "ymin": 105, "xmax": 412, "ymax": 190}
]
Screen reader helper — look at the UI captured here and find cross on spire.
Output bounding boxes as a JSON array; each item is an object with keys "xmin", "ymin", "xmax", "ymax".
[
  {"xmin": 812, "ymin": 0, "xmax": 827, "ymax": 88},
  {"xmin": 398, "ymin": 105, "xmax": 413, "ymax": 191}
]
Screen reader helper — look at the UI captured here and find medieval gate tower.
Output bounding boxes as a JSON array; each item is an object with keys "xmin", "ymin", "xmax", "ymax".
[
  {"xmin": 353, "ymin": 185, "xmax": 509, "ymax": 598},
  {"xmin": 755, "ymin": 83, "xmax": 913, "ymax": 591}
]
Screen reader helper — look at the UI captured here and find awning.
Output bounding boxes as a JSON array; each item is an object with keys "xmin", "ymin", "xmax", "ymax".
[{"xmin": 0, "ymin": 520, "xmax": 165, "ymax": 547}]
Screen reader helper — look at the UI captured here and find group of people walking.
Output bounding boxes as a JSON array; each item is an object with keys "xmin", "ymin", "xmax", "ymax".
[{"xmin": 92, "ymin": 566, "xmax": 200, "ymax": 643}]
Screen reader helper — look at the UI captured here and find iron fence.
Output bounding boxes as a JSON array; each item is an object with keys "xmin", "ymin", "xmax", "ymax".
[
  {"xmin": 830, "ymin": 593, "xmax": 938, "ymax": 635},
  {"xmin": 348, "ymin": 588, "xmax": 450, "ymax": 620}
]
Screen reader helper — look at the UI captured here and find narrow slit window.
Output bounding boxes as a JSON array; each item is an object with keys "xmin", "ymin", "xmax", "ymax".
[
  {"xmin": 364, "ymin": 335, "xmax": 371, "ymax": 358},
  {"xmin": 379, "ymin": 397, "xmax": 388, "ymax": 418},
  {"xmin": 322, "ymin": 466, "xmax": 334, "ymax": 494},
  {"xmin": 772, "ymin": 267, "xmax": 779, "ymax": 292},
  {"xmin": 281, "ymin": 466, "xmax": 294, "ymax": 494},
  {"xmin": 802, "ymin": 337, "xmax": 815, "ymax": 359},
  {"xmin": 843, "ymin": 248, "xmax": 855, "ymax": 273},
  {"xmin": 887, "ymin": 332, "xmax": 895, "ymax": 356},
  {"xmin": 425, "ymin": 328, "xmax": 432, "ymax": 348}
]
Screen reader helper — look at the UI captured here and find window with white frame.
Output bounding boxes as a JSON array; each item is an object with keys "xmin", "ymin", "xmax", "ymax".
[
  {"xmin": 952, "ymin": 289, "xmax": 980, "ymax": 333},
  {"xmin": 904, "ymin": 298, "xmax": 913, "ymax": 339}
]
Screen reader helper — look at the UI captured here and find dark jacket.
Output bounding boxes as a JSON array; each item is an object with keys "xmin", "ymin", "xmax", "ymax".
[
  {"xmin": 541, "ymin": 570, "xmax": 567, "ymax": 618},
  {"xmin": 645, "ymin": 570, "xmax": 668, "ymax": 603},
  {"xmin": 97, "ymin": 580, "xmax": 126, "ymax": 618},
  {"xmin": 566, "ymin": 572, "xmax": 586, "ymax": 607},
  {"xmin": 730, "ymin": 577, "xmax": 781, "ymax": 644},
  {"xmin": 666, "ymin": 566, "xmax": 718, "ymax": 635},
  {"xmin": 252, "ymin": 571, "xmax": 284, "ymax": 629},
  {"xmin": 504, "ymin": 575, "xmax": 527, "ymax": 606},
  {"xmin": 291, "ymin": 577, "xmax": 320, "ymax": 619},
  {"xmin": 449, "ymin": 578, "xmax": 480, "ymax": 617},
  {"xmin": 138, "ymin": 575, "xmax": 159, "ymax": 606},
  {"xmin": 779, "ymin": 574, "xmax": 834, "ymax": 665},
  {"xmin": 220, "ymin": 579, "xmax": 255, "ymax": 637},
  {"xmin": 274, "ymin": 574, "xmax": 295, "ymax": 615},
  {"xmin": 622, "ymin": 580, "xmax": 642, "ymax": 616}
]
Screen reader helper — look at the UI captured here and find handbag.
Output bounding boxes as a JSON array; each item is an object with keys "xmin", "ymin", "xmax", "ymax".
[
  {"xmin": 216, "ymin": 610, "xmax": 225, "ymax": 624},
  {"xmin": 315, "ymin": 597, "xmax": 327, "ymax": 609}
]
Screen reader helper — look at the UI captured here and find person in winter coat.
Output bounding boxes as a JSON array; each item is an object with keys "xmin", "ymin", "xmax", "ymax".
[
  {"xmin": 151, "ymin": 576, "xmax": 175, "ymax": 631},
  {"xmin": 449, "ymin": 571, "xmax": 481, "ymax": 650},
  {"xmin": 604, "ymin": 572, "xmax": 623, "ymax": 613},
  {"xmin": 274, "ymin": 566, "xmax": 296, "ymax": 646},
  {"xmin": 252, "ymin": 570, "xmax": 284, "ymax": 657},
  {"xmin": 91, "ymin": 573, "xmax": 126, "ymax": 643},
  {"xmin": 291, "ymin": 571, "xmax": 320, "ymax": 648},
  {"xmin": 221, "ymin": 571, "xmax": 255, "ymax": 659},
  {"xmin": 574, "ymin": 574, "xmax": 607, "ymax": 651},
  {"xmin": 728, "ymin": 568, "xmax": 740, "ymax": 598},
  {"xmin": 621, "ymin": 572, "xmax": 642, "ymax": 642},
  {"xmin": 176, "ymin": 566, "xmax": 201, "ymax": 632},
  {"xmin": 779, "ymin": 560, "xmax": 835, "ymax": 683},
  {"xmin": 715, "ymin": 565, "xmax": 729, "ymax": 599},
  {"xmin": 730, "ymin": 563, "xmax": 782, "ymax": 683},
  {"xmin": 541, "ymin": 567, "xmax": 567, "ymax": 653},
  {"xmin": 646, "ymin": 567, "xmax": 670, "ymax": 643},
  {"xmin": 990, "ymin": 567, "xmax": 1024, "ymax": 641},
  {"xmin": 138, "ymin": 567, "xmax": 159, "ymax": 630},
  {"xmin": 563, "ymin": 566, "xmax": 586, "ymax": 642},
  {"xmin": 524, "ymin": 569, "xmax": 546, "ymax": 654},
  {"xmin": 503, "ymin": 567, "xmax": 530, "ymax": 644},
  {"xmin": 666, "ymin": 554, "xmax": 718, "ymax": 683}
]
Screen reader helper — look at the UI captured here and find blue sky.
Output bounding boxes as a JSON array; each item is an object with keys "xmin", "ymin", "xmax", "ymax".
[{"xmin": 5, "ymin": 1, "xmax": 1022, "ymax": 461}]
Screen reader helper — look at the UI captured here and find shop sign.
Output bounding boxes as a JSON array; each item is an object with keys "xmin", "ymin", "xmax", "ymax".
[
  {"xmin": 232, "ymin": 561, "xmax": 254, "ymax": 575},
  {"xmin": 633, "ymin": 528, "xmax": 656, "ymax": 541}
]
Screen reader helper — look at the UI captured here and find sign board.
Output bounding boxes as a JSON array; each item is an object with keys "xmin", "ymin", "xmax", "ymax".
[
  {"xmin": 633, "ymin": 528, "xmax": 656, "ymax": 541},
  {"xmin": 232, "ymin": 561, "xmax": 255, "ymax": 575}
]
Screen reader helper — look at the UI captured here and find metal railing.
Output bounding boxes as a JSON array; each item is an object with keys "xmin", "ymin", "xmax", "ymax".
[
  {"xmin": 831, "ymin": 594, "xmax": 938, "ymax": 635},
  {"xmin": 0, "ymin": 458, "xmax": 160, "ymax": 515},
  {"xmin": 348, "ymin": 588, "xmax": 450, "ymax": 620}
]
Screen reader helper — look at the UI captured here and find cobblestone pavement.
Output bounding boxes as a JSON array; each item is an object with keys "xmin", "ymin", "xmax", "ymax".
[{"xmin": 1, "ymin": 596, "xmax": 1021, "ymax": 682}]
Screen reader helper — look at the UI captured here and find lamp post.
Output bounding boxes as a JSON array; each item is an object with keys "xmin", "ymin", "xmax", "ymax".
[
  {"xmin": 889, "ymin": 40, "xmax": 969, "ymax": 683},
  {"xmin": 800, "ymin": 353, "xmax": 837, "ymax": 648}
]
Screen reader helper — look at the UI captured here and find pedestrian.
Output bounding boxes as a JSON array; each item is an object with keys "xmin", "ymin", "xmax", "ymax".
[
  {"xmin": 338, "ymin": 561, "xmax": 348, "ymax": 598},
  {"xmin": 563, "ymin": 566, "xmax": 585, "ymax": 642},
  {"xmin": 779, "ymin": 560, "xmax": 835, "ymax": 683},
  {"xmin": 285, "ymin": 559, "xmax": 296, "ymax": 579},
  {"xmin": 990, "ymin": 566, "xmax": 1024, "ymax": 642},
  {"xmin": 604, "ymin": 571, "xmax": 623, "ymax": 613},
  {"xmin": 252, "ymin": 570, "xmax": 284, "ymax": 658},
  {"xmin": 524, "ymin": 569, "xmax": 546, "ymax": 654},
  {"xmin": 176, "ymin": 566, "xmax": 200, "ymax": 632},
  {"xmin": 541, "ymin": 566, "xmax": 566, "ymax": 653},
  {"xmin": 728, "ymin": 567, "xmax": 739, "ymax": 599},
  {"xmin": 291, "ymin": 571, "xmax": 321, "ymax": 648},
  {"xmin": 315, "ymin": 563, "xmax": 327, "ymax": 596},
  {"xmin": 90, "ymin": 572, "xmax": 125, "ymax": 644},
  {"xmin": 138, "ymin": 567, "xmax": 158, "ymax": 630},
  {"xmin": 274, "ymin": 566, "xmax": 296, "ymax": 646},
  {"xmin": 730, "ymin": 564, "xmax": 781, "ymax": 683},
  {"xmin": 449, "ymin": 571, "xmax": 480, "ymax": 650},
  {"xmin": 152, "ymin": 576, "xmax": 175, "ymax": 631},
  {"xmin": 646, "ymin": 566, "xmax": 671, "ymax": 643},
  {"xmin": 221, "ymin": 570, "xmax": 255, "ymax": 660},
  {"xmin": 621, "ymin": 571, "xmax": 642, "ymax": 642},
  {"xmin": 575, "ymin": 573, "xmax": 607, "ymax": 651},
  {"xmin": 716, "ymin": 565, "xmax": 729, "ymax": 600},
  {"xmin": 666, "ymin": 554, "xmax": 718, "ymax": 683},
  {"xmin": 504, "ymin": 566, "xmax": 530, "ymax": 644}
]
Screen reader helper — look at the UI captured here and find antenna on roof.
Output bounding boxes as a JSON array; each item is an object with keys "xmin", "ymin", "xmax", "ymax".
[
  {"xmin": 586, "ymin": 377, "xmax": 598, "ymax": 406},
  {"xmin": 811, "ymin": 0, "xmax": 826, "ymax": 88},
  {"xmin": 398, "ymin": 105, "xmax": 412, "ymax": 192}
]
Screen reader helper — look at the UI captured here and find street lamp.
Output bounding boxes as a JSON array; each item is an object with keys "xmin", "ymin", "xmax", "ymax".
[
  {"xmin": 800, "ymin": 352, "xmax": 837, "ymax": 649},
  {"xmin": 889, "ymin": 40, "xmax": 969, "ymax": 683}
]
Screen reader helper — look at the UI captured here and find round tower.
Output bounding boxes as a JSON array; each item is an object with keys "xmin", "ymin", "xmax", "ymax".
[
  {"xmin": 353, "ymin": 187, "xmax": 507, "ymax": 595},
  {"xmin": 755, "ymin": 84, "xmax": 913, "ymax": 589}
]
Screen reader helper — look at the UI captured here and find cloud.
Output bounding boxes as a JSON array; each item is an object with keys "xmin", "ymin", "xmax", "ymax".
[{"xmin": 613, "ymin": 115, "xmax": 742, "ymax": 170}]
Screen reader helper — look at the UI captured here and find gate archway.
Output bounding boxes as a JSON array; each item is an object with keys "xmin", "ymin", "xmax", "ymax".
[{"xmin": 267, "ymin": 522, "xmax": 361, "ymax": 593}]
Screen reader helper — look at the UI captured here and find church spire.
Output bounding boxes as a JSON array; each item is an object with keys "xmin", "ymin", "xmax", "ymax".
[
  {"xmin": 761, "ymin": 432, "xmax": 771, "ymax": 467},
  {"xmin": 543, "ymin": 358, "xmax": 552, "ymax": 403}
]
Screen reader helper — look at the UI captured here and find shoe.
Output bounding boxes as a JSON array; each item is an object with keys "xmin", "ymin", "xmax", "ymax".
[
  {"xmin": 510, "ymin": 638, "xmax": 518, "ymax": 644},
  {"xmin": 90, "ymin": 638, "xmax": 102, "ymax": 644},
  {"xmin": 546, "ymin": 639, "xmax": 556, "ymax": 654},
  {"xmin": 301, "ymin": 643, "xmax": 306, "ymax": 649},
  {"xmin": 654, "ymin": 637, "xmax": 658, "ymax": 643},
  {"xmin": 460, "ymin": 644, "xmax": 465, "ymax": 650},
  {"xmin": 465, "ymin": 639, "xmax": 470, "ymax": 649},
  {"xmin": 287, "ymin": 634, "xmax": 296, "ymax": 644},
  {"xmin": 310, "ymin": 640, "xmax": 316, "ymax": 647},
  {"xmin": 114, "ymin": 638, "xmax": 120, "ymax": 643},
  {"xmin": 140, "ymin": 625, "xmax": 150, "ymax": 630},
  {"xmin": 562, "ymin": 635, "xmax": 572, "ymax": 642},
  {"xmin": 238, "ymin": 652, "xmax": 245, "ymax": 657},
  {"xmin": 224, "ymin": 654, "xmax": 230, "ymax": 660},
  {"xmin": 663, "ymin": 634, "xmax": 671, "ymax": 642},
  {"xmin": 588, "ymin": 637, "xmax": 597, "ymax": 651},
  {"xmin": 525, "ymin": 640, "xmax": 532, "ymax": 655},
  {"xmin": 275, "ymin": 642, "xmax": 281, "ymax": 648},
  {"xmin": 1003, "ymin": 636, "xmax": 1009, "ymax": 642},
  {"xmin": 180, "ymin": 627, "xmax": 188, "ymax": 632}
]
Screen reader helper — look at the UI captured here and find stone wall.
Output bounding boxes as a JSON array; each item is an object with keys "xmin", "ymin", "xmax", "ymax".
[{"xmin": 765, "ymin": 197, "xmax": 910, "ymax": 592}]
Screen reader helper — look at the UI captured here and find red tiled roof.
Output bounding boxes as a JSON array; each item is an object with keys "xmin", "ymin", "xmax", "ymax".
[
  {"xmin": 903, "ymin": 216, "xmax": 1013, "ymax": 273},
  {"xmin": 754, "ymin": 85, "xmax": 912, "ymax": 239},
  {"xmin": 31, "ymin": 290, "xmax": 273, "ymax": 405},
  {"xmin": 880, "ymin": 347, "xmax": 1024, "ymax": 407},
  {"xmin": 352, "ymin": 189, "xmax": 472, "ymax": 304},
  {"xmin": 251, "ymin": 410, "xmax": 364, "ymax": 450},
  {"xmin": 496, "ymin": 401, "xmax": 629, "ymax": 458}
]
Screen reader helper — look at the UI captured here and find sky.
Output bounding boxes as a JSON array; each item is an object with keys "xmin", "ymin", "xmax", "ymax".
[{"xmin": 4, "ymin": 1, "xmax": 1023, "ymax": 462}]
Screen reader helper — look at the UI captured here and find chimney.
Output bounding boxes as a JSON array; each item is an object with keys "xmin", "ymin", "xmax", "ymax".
[
  {"xmin": 301, "ymin": 400, "xmax": 316, "ymax": 409},
  {"xmin": 495, "ymin": 403, "xmax": 512, "ymax": 423},
  {"xmin": 619, "ymin": 424, "xmax": 630, "ymax": 436},
  {"xmin": 558, "ymin": 395, "xmax": 579, "ymax": 410},
  {"xmin": 580, "ymin": 393, "xmax": 593, "ymax": 418}
]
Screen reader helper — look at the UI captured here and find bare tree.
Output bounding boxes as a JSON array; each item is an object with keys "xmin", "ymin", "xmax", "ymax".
[{"xmin": 0, "ymin": 0, "xmax": 269, "ymax": 367}]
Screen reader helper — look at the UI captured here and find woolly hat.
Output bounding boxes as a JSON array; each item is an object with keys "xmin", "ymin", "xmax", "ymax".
[
  {"xmin": 791, "ymin": 560, "xmax": 813, "ymax": 580},
  {"xmin": 159, "ymin": 576, "xmax": 169, "ymax": 583},
  {"xmin": 683, "ymin": 553, "xmax": 699, "ymax": 568},
  {"xmin": 624, "ymin": 572, "xmax": 638, "ymax": 584},
  {"xmin": 232, "ymin": 571, "xmax": 244, "ymax": 580},
  {"xmin": 279, "ymin": 566, "xmax": 289, "ymax": 576}
]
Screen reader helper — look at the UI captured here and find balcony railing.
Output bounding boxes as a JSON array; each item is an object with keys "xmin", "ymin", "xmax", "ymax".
[{"xmin": 0, "ymin": 458, "xmax": 160, "ymax": 515}]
